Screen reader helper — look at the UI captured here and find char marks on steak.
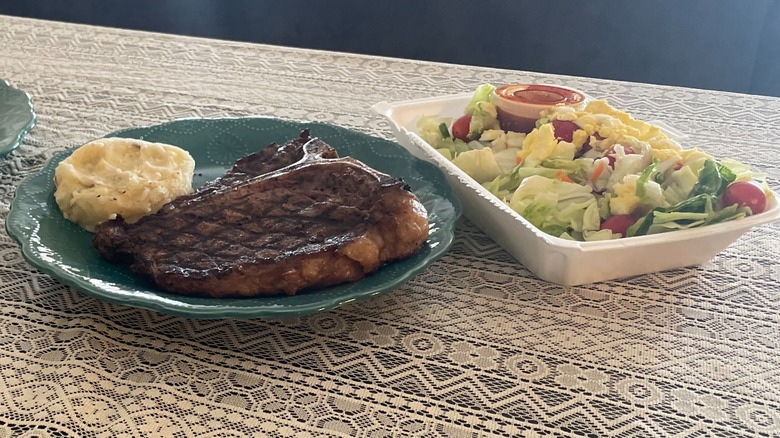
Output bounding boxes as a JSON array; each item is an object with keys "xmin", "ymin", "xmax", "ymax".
[{"xmin": 93, "ymin": 130, "xmax": 429, "ymax": 298}]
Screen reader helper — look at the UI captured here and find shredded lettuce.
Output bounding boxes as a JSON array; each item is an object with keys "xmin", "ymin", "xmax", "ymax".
[
  {"xmin": 720, "ymin": 157, "xmax": 766, "ymax": 182},
  {"xmin": 582, "ymin": 228, "xmax": 620, "ymax": 241},
  {"xmin": 436, "ymin": 148, "xmax": 453, "ymax": 161},
  {"xmin": 509, "ymin": 176, "xmax": 599, "ymax": 237},
  {"xmin": 493, "ymin": 148, "xmax": 521, "ymax": 173},
  {"xmin": 465, "ymin": 84, "xmax": 496, "ymax": 115},
  {"xmin": 662, "ymin": 164, "xmax": 699, "ymax": 205},
  {"xmin": 607, "ymin": 150, "xmax": 650, "ymax": 189},
  {"xmin": 627, "ymin": 194, "xmax": 748, "ymax": 236},
  {"xmin": 636, "ymin": 159, "xmax": 658, "ymax": 198},
  {"xmin": 468, "ymin": 101, "xmax": 500, "ymax": 139},
  {"xmin": 417, "ymin": 115, "xmax": 447, "ymax": 147},
  {"xmin": 484, "ymin": 166, "xmax": 558, "ymax": 201},
  {"xmin": 438, "ymin": 137, "xmax": 471, "ymax": 156},
  {"xmin": 540, "ymin": 158, "xmax": 596, "ymax": 183},
  {"xmin": 480, "ymin": 129, "xmax": 525, "ymax": 151},
  {"xmin": 451, "ymin": 148, "xmax": 503, "ymax": 183}
]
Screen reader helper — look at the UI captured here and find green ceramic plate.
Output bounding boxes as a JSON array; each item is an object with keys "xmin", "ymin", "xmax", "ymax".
[
  {"xmin": 0, "ymin": 79, "xmax": 37, "ymax": 157},
  {"xmin": 6, "ymin": 117, "xmax": 461, "ymax": 319}
]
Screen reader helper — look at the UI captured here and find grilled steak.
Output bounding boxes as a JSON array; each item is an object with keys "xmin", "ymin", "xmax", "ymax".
[{"xmin": 93, "ymin": 130, "xmax": 429, "ymax": 298}]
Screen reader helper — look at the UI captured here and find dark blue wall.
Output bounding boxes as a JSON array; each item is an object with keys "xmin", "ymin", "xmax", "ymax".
[{"xmin": 3, "ymin": 0, "xmax": 779, "ymax": 97}]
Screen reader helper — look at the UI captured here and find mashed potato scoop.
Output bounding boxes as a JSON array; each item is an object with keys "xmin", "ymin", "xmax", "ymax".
[{"xmin": 54, "ymin": 137, "xmax": 195, "ymax": 232}]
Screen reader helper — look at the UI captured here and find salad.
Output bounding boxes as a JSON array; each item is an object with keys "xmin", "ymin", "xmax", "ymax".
[{"xmin": 417, "ymin": 84, "xmax": 774, "ymax": 241}]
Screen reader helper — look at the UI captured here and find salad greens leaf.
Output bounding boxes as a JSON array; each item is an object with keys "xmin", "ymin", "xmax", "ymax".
[
  {"xmin": 607, "ymin": 152, "xmax": 649, "ymax": 189},
  {"xmin": 689, "ymin": 159, "xmax": 736, "ymax": 197},
  {"xmin": 582, "ymin": 228, "xmax": 619, "ymax": 241},
  {"xmin": 627, "ymin": 193, "xmax": 748, "ymax": 237},
  {"xmin": 525, "ymin": 158, "xmax": 595, "ymax": 185},
  {"xmin": 437, "ymin": 137, "xmax": 471, "ymax": 156},
  {"xmin": 662, "ymin": 164, "xmax": 699, "ymax": 205},
  {"xmin": 417, "ymin": 115, "xmax": 446, "ymax": 147},
  {"xmin": 535, "ymin": 117, "xmax": 550, "ymax": 128},
  {"xmin": 541, "ymin": 157, "xmax": 594, "ymax": 173},
  {"xmin": 597, "ymin": 195, "xmax": 611, "ymax": 220},
  {"xmin": 628, "ymin": 194, "xmax": 711, "ymax": 236},
  {"xmin": 484, "ymin": 166, "xmax": 558, "ymax": 201},
  {"xmin": 468, "ymin": 101, "xmax": 500, "ymax": 139},
  {"xmin": 438, "ymin": 122, "xmax": 450, "ymax": 139},
  {"xmin": 451, "ymin": 148, "xmax": 503, "ymax": 183},
  {"xmin": 465, "ymin": 84, "xmax": 496, "ymax": 115},
  {"xmin": 509, "ymin": 176, "xmax": 598, "ymax": 237},
  {"xmin": 582, "ymin": 202, "xmax": 602, "ymax": 231},
  {"xmin": 636, "ymin": 159, "xmax": 658, "ymax": 198},
  {"xmin": 720, "ymin": 157, "xmax": 766, "ymax": 182},
  {"xmin": 436, "ymin": 148, "xmax": 453, "ymax": 161},
  {"xmin": 492, "ymin": 148, "xmax": 522, "ymax": 173}
]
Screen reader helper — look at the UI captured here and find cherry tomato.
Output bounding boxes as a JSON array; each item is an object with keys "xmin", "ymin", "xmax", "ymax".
[
  {"xmin": 451, "ymin": 114, "xmax": 472, "ymax": 142},
  {"xmin": 600, "ymin": 214, "xmax": 637, "ymax": 237},
  {"xmin": 722, "ymin": 181, "xmax": 767, "ymax": 214},
  {"xmin": 605, "ymin": 145, "xmax": 636, "ymax": 168},
  {"xmin": 552, "ymin": 120, "xmax": 579, "ymax": 143}
]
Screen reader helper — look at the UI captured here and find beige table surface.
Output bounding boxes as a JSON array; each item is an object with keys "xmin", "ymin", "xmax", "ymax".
[{"xmin": 1, "ymin": 15, "xmax": 780, "ymax": 438}]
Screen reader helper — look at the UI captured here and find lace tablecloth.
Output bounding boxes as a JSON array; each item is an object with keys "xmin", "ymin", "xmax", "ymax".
[{"xmin": 2, "ymin": 15, "xmax": 780, "ymax": 437}]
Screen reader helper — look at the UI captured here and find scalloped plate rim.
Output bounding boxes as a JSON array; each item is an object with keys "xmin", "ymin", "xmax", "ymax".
[{"xmin": 0, "ymin": 78, "xmax": 37, "ymax": 157}]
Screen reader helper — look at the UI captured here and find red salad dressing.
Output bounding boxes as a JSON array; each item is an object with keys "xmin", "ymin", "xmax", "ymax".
[
  {"xmin": 492, "ymin": 84, "xmax": 586, "ymax": 133},
  {"xmin": 495, "ymin": 84, "xmax": 585, "ymax": 106}
]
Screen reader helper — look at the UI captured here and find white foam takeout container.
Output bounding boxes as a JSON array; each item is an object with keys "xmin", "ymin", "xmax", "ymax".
[{"xmin": 372, "ymin": 92, "xmax": 780, "ymax": 285}]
